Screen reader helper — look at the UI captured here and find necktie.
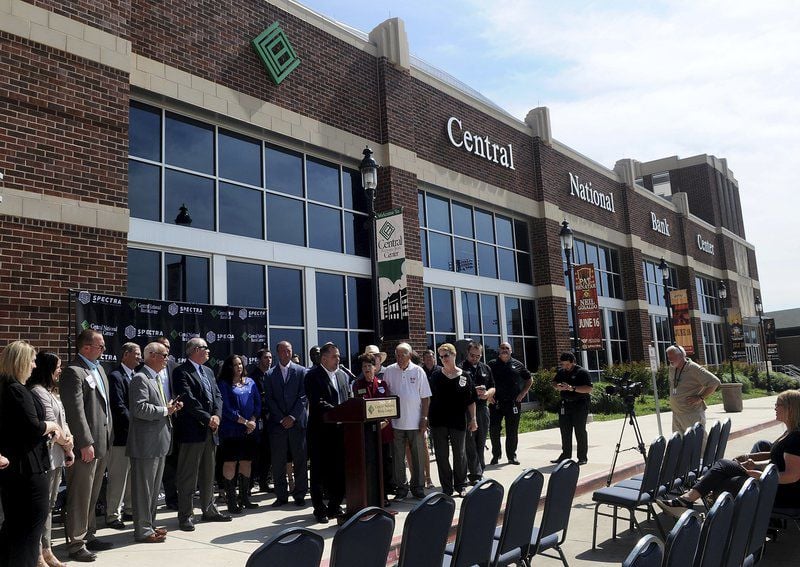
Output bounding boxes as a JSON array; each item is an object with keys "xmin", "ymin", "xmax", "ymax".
[
  {"xmin": 199, "ymin": 365, "xmax": 213, "ymax": 402},
  {"xmin": 155, "ymin": 374, "xmax": 167, "ymax": 405}
]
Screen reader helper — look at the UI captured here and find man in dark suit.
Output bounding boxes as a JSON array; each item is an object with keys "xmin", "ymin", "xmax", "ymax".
[
  {"xmin": 304, "ymin": 342, "xmax": 351, "ymax": 524},
  {"xmin": 249, "ymin": 348, "xmax": 273, "ymax": 493},
  {"xmin": 127, "ymin": 341, "xmax": 182, "ymax": 543},
  {"xmin": 172, "ymin": 337, "xmax": 231, "ymax": 531},
  {"xmin": 61, "ymin": 329, "xmax": 114, "ymax": 562},
  {"xmin": 105, "ymin": 342, "xmax": 141, "ymax": 530},
  {"xmin": 264, "ymin": 341, "xmax": 307, "ymax": 507}
]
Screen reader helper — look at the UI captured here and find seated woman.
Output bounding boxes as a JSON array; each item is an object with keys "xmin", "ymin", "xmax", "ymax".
[{"xmin": 658, "ymin": 389, "xmax": 800, "ymax": 516}]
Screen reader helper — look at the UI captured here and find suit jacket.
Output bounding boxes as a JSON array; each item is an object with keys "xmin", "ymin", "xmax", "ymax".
[
  {"xmin": 172, "ymin": 361, "xmax": 222, "ymax": 444},
  {"xmin": 108, "ymin": 365, "xmax": 132, "ymax": 447},
  {"xmin": 264, "ymin": 362, "xmax": 308, "ymax": 432},
  {"xmin": 61, "ymin": 357, "xmax": 113, "ymax": 459},
  {"xmin": 126, "ymin": 366, "xmax": 172, "ymax": 459},
  {"xmin": 304, "ymin": 365, "xmax": 351, "ymax": 434}
]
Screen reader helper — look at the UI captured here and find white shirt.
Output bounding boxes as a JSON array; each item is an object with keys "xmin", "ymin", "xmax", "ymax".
[
  {"xmin": 121, "ymin": 363, "xmax": 135, "ymax": 380},
  {"xmin": 382, "ymin": 361, "xmax": 431, "ymax": 430},
  {"xmin": 325, "ymin": 367, "xmax": 341, "ymax": 402},
  {"xmin": 141, "ymin": 364, "xmax": 169, "ymax": 416},
  {"xmin": 280, "ymin": 363, "xmax": 290, "ymax": 382}
]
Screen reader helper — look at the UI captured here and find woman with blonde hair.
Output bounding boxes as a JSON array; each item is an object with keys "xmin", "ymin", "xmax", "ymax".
[
  {"xmin": 658, "ymin": 389, "xmax": 800, "ymax": 515},
  {"xmin": 0, "ymin": 341, "xmax": 64, "ymax": 567}
]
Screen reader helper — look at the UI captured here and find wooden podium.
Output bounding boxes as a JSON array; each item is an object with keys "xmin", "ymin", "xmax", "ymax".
[{"xmin": 323, "ymin": 396, "xmax": 400, "ymax": 520}]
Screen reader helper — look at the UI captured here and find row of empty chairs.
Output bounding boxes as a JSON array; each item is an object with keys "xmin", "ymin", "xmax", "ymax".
[
  {"xmin": 591, "ymin": 419, "xmax": 732, "ymax": 549},
  {"xmin": 246, "ymin": 460, "xmax": 581, "ymax": 567},
  {"xmin": 622, "ymin": 463, "xmax": 779, "ymax": 566}
]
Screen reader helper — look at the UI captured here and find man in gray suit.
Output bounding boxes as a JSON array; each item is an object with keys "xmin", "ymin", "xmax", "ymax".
[
  {"xmin": 127, "ymin": 341, "xmax": 182, "ymax": 543},
  {"xmin": 61, "ymin": 329, "xmax": 114, "ymax": 562},
  {"xmin": 264, "ymin": 341, "xmax": 308, "ymax": 507},
  {"xmin": 172, "ymin": 337, "xmax": 231, "ymax": 531}
]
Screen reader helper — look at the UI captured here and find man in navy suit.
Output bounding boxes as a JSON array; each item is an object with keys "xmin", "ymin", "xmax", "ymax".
[
  {"xmin": 305, "ymin": 342, "xmax": 351, "ymax": 524},
  {"xmin": 264, "ymin": 341, "xmax": 308, "ymax": 507},
  {"xmin": 172, "ymin": 337, "xmax": 231, "ymax": 531},
  {"xmin": 105, "ymin": 342, "xmax": 141, "ymax": 530}
]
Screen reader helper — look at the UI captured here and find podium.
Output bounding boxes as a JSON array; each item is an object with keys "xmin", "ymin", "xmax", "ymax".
[{"xmin": 323, "ymin": 396, "xmax": 400, "ymax": 519}]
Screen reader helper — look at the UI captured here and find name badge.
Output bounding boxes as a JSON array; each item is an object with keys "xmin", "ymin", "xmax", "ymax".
[
  {"xmin": 357, "ymin": 388, "xmax": 367, "ymax": 395},
  {"xmin": 672, "ymin": 388, "xmax": 677, "ymax": 395},
  {"xmin": 458, "ymin": 377, "xmax": 466, "ymax": 388},
  {"xmin": 85, "ymin": 373, "xmax": 97, "ymax": 390},
  {"xmin": 377, "ymin": 387, "xmax": 385, "ymax": 394}
]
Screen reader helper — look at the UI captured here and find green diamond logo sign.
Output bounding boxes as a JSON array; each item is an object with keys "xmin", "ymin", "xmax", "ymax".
[
  {"xmin": 170, "ymin": 330, "xmax": 179, "ymax": 340},
  {"xmin": 252, "ymin": 22, "xmax": 301, "ymax": 85},
  {"xmin": 80, "ymin": 320, "xmax": 90, "ymax": 330},
  {"xmin": 241, "ymin": 332, "xmax": 250, "ymax": 342},
  {"xmin": 211, "ymin": 308, "xmax": 219, "ymax": 318},
  {"xmin": 379, "ymin": 221, "xmax": 395, "ymax": 240},
  {"xmin": 129, "ymin": 300, "xmax": 138, "ymax": 310}
]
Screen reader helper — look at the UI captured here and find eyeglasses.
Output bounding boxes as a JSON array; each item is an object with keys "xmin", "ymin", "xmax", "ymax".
[
  {"xmin": 92, "ymin": 344, "xmax": 106, "ymax": 351},
  {"xmin": 196, "ymin": 346, "xmax": 210, "ymax": 351},
  {"xmin": 153, "ymin": 352, "xmax": 169, "ymax": 359},
  {"xmin": 439, "ymin": 352, "xmax": 452, "ymax": 358}
]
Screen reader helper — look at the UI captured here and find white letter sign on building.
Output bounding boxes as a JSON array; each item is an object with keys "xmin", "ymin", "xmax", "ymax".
[
  {"xmin": 697, "ymin": 234, "xmax": 715, "ymax": 255},
  {"xmin": 651, "ymin": 212, "xmax": 671, "ymax": 236},
  {"xmin": 568, "ymin": 172, "xmax": 615, "ymax": 213},
  {"xmin": 446, "ymin": 117, "xmax": 515, "ymax": 169}
]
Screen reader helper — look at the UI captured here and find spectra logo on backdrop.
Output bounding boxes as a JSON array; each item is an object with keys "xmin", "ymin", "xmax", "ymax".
[{"xmin": 72, "ymin": 291, "xmax": 268, "ymax": 368}]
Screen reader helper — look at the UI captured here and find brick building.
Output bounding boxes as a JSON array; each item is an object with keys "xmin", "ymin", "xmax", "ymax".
[{"xmin": 0, "ymin": 0, "xmax": 764, "ymax": 376}]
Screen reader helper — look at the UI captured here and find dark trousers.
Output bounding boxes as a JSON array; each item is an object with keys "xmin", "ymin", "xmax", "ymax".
[
  {"xmin": 0, "ymin": 470, "xmax": 50, "ymax": 567},
  {"xmin": 269, "ymin": 426, "xmax": 308, "ymax": 501},
  {"xmin": 694, "ymin": 458, "xmax": 749, "ymax": 497},
  {"xmin": 558, "ymin": 398, "xmax": 590, "ymax": 461},
  {"xmin": 254, "ymin": 426, "xmax": 272, "ymax": 488},
  {"xmin": 308, "ymin": 425, "xmax": 345, "ymax": 515},
  {"xmin": 431, "ymin": 426, "xmax": 468, "ymax": 494},
  {"xmin": 490, "ymin": 402, "xmax": 521, "ymax": 460},
  {"xmin": 466, "ymin": 404, "xmax": 489, "ymax": 481}
]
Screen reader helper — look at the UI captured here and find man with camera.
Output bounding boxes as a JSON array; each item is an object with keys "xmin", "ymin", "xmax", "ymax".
[{"xmin": 551, "ymin": 352, "xmax": 593, "ymax": 465}]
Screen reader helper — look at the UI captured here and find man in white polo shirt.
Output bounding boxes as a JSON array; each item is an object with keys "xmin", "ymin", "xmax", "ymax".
[{"xmin": 382, "ymin": 342, "xmax": 431, "ymax": 500}]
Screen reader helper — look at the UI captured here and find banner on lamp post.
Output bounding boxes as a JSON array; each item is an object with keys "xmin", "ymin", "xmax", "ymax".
[
  {"xmin": 574, "ymin": 263, "xmax": 602, "ymax": 350},
  {"xmin": 670, "ymin": 289, "xmax": 694, "ymax": 356},
  {"xmin": 763, "ymin": 318, "xmax": 779, "ymax": 362},
  {"xmin": 727, "ymin": 308, "xmax": 747, "ymax": 361},
  {"xmin": 376, "ymin": 208, "xmax": 409, "ymax": 340}
]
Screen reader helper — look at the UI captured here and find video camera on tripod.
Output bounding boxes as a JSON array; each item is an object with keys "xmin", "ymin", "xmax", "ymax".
[{"xmin": 604, "ymin": 372, "xmax": 642, "ymax": 404}]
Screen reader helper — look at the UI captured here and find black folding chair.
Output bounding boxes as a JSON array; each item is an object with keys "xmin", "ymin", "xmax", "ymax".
[
  {"xmin": 700, "ymin": 420, "xmax": 721, "ymax": 474},
  {"xmin": 398, "ymin": 492, "xmax": 455, "ymax": 567},
  {"xmin": 622, "ymin": 534, "xmax": 664, "ymax": 567},
  {"xmin": 619, "ymin": 432, "xmax": 682, "ymax": 496},
  {"xmin": 246, "ymin": 527, "xmax": 324, "ymax": 567},
  {"xmin": 671, "ymin": 426, "xmax": 696, "ymax": 493},
  {"xmin": 490, "ymin": 468, "xmax": 544, "ymax": 567},
  {"xmin": 743, "ymin": 464, "xmax": 778, "ymax": 567},
  {"xmin": 687, "ymin": 422, "xmax": 705, "ymax": 482},
  {"xmin": 663, "ymin": 510, "xmax": 702, "ymax": 567},
  {"xmin": 592, "ymin": 436, "xmax": 667, "ymax": 549},
  {"xmin": 330, "ymin": 507, "xmax": 395, "ymax": 567},
  {"xmin": 724, "ymin": 478, "xmax": 760, "ymax": 567},
  {"xmin": 443, "ymin": 478, "xmax": 504, "ymax": 567},
  {"xmin": 693, "ymin": 492, "xmax": 734, "ymax": 567},
  {"xmin": 525, "ymin": 459, "xmax": 579, "ymax": 566},
  {"xmin": 714, "ymin": 418, "xmax": 732, "ymax": 462}
]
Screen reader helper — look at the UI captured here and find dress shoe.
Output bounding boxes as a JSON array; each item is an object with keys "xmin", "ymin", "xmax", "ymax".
[
  {"xmin": 85, "ymin": 539, "xmax": 113, "ymax": 552},
  {"xmin": 327, "ymin": 505, "xmax": 344, "ymax": 518},
  {"xmin": 393, "ymin": 488, "xmax": 408, "ymax": 501},
  {"xmin": 577, "ymin": 459, "xmax": 588, "ymax": 465},
  {"xmin": 271, "ymin": 498, "xmax": 289, "ymax": 507},
  {"xmin": 550, "ymin": 455, "xmax": 567, "ymax": 464},
  {"xmin": 136, "ymin": 532, "xmax": 166, "ymax": 543},
  {"xmin": 202, "ymin": 512, "xmax": 232, "ymax": 522},
  {"xmin": 508, "ymin": 458, "xmax": 520, "ymax": 465},
  {"xmin": 68, "ymin": 549, "xmax": 97, "ymax": 563},
  {"xmin": 122, "ymin": 512, "xmax": 134, "ymax": 521},
  {"xmin": 179, "ymin": 518, "xmax": 195, "ymax": 532},
  {"xmin": 489, "ymin": 457, "xmax": 500, "ymax": 465},
  {"xmin": 106, "ymin": 519, "xmax": 125, "ymax": 530},
  {"xmin": 313, "ymin": 512, "xmax": 329, "ymax": 524},
  {"xmin": 294, "ymin": 498, "xmax": 306, "ymax": 506},
  {"xmin": 154, "ymin": 527, "xmax": 168, "ymax": 536},
  {"xmin": 165, "ymin": 502, "xmax": 179, "ymax": 511},
  {"xmin": 411, "ymin": 488, "xmax": 426, "ymax": 499}
]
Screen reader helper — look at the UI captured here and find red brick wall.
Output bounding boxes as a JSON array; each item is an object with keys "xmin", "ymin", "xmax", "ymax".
[
  {"xmin": 669, "ymin": 164, "xmax": 719, "ymax": 228},
  {"xmin": 628, "ymin": 191, "xmax": 684, "ymax": 254},
  {"xmin": 130, "ymin": 0, "xmax": 382, "ymax": 144},
  {"xmin": 31, "ymin": 0, "xmax": 131, "ymax": 38},
  {"xmin": 0, "ymin": 216, "xmax": 127, "ymax": 353}
]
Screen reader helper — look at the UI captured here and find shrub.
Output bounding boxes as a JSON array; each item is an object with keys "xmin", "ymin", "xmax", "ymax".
[
  {"xmin": 600, "ymin": 361, "xmax": 669, "ymax": 399},
  {"xmin": 590, "ymin": 384, "xmax": 627, "ymax": 414},
  {"xmin": 528, "ymin": 368, "xmax": 560, "ymax": 412},
  {"xmin": 763, "ymin": 372, "xmax": 800, "ymax": 392}
]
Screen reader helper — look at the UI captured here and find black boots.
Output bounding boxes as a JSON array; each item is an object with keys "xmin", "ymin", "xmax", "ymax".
[
  {"xmin": 225, "ymin": 477, "xmax": 242, "ymax": 514},
  {"xmin": 238, "ymin": 475, "xmax": 258, "ymax": 509}
]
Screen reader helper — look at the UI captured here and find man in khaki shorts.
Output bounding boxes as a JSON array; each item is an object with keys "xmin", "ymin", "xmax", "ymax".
[{"xmin": 667, "ymin": 345, "xmax": 721, "ymax": 434}]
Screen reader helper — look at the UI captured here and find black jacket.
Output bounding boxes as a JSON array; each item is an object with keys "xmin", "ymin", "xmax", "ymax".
[
  {"xmin": 172, "ymin": 361, "xmax": 223, "ymax": 444},
  {"xmin": 0, "ymin": 375, "xmax": 50, "ymax": 475},
  {"xmin": 108, "ymin": 365, "xmax": 132, "ymax": 446}
]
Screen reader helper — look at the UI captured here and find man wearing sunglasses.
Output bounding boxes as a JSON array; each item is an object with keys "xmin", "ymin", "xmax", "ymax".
[{"xmin": 487, "ymin": 342, "xmax": 531, "ymax": 466}]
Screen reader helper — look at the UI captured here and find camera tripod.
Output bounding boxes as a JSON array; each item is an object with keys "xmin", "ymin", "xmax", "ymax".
[{"xmin": 606, "ymin": 396, "xmax": 647, "ymax": 486}]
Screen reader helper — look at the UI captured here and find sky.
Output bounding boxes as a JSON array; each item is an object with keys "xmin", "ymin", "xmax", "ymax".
[{"xmin": 299, "ymin": 0, "xmax": 799, "ymax": 312}]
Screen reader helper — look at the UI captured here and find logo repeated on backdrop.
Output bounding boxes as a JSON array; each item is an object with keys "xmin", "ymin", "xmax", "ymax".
[{"xmin": 252, "ymin": 22, "xmax": 301, "ymax": 85}]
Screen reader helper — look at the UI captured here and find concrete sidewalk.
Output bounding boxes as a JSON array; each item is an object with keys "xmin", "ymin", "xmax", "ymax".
[{"xmin": 54, "ymin": 394, "xmax": 786, "ymax": 566}]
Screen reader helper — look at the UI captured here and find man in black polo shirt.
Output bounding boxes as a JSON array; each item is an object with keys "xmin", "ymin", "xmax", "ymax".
[
  {"xmin": 488, "ymin": 342, "xmax": 532, "ymax": 465},
  {"xmin": 551, "ymin": 352, "xmax": 593, "ymax": 465},
  {"xmin": 460, "ymin": 341, "xmax": 495, "ymax": 483}
]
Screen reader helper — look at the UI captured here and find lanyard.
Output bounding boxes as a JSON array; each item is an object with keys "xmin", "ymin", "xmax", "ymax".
[{"xmin": 674, "ymin": 361, "xmax": 687, "ymax": 388}]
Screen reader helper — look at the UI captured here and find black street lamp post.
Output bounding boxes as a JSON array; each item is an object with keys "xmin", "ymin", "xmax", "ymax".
[
  {"xmin": 658, "ymin": 258, "xmax": 675, "ymax": 344},
  {"xmin": 559, "ymin": 220, "xmax": 580, "ymax": 352},
  {"xmin": 754, "ymin": 294, "xmax": 771, "ymax": 385},
  {"xmin": 359, "ymin": 146, "xmax": 382, "ymax": 346},
  {"xmin": 718, "ymin": 281, "xmax": 736, "ymax": 383}
]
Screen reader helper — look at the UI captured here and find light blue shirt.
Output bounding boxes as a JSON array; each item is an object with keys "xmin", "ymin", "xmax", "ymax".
[{"xmin": 78, "ymin": 353, "xmax": 110, "ymax": 422}]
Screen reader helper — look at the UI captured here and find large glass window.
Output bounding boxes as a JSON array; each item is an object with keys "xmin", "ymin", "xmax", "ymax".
[
  {"xmin": 606, "ymin": 310, "xmax": 629, "ymax": 365},
  {"xmin": 504, "ymin": 297, "xmax": 540, "ymax": 371},
  {"xmin": 165, "ymin": 253, "xmax": 209, "ymax": 303},
  {"xmin": 268, "ymin": 266, "xmax": 304, "ymax": 363},
  {"xmin": 315, "ymin": 272, "xmax": 374, "ymax": 370},
  {"xmin": 696, "ymin": 275, "xmax": 721, "ymax": 316},
  {"xmin": 651, "ymin": 314, "xmax": 672, "ymax": 364},
  {"xmin": 419, "ymin": 190, "xmax": 532, "ymax": 283},
  {"xmin": 424, "ymin": 287, "xmax": 456, "ymax": 350},
  {"xmin": 127, "ymin": 248, "xmax": 161, "ymax": 299},
  {"xmin": 702, "ymin": 321, "xmax": 724, "ymax": 365},
  {"xmin": 129, "ymin": 102, "xmax": 368, "ymax": 256},
  {"xmin": 227, "ymin": 261, "xmax": 265, "ymax": 308},
  {"xmin": 461, "ymin": 291, "xmax": 502, "ymax": 359},
  {"xmin": 643, "ymin": 259, "xmax": 677, "ymax": 307},
  {"xmin": 564, "ymin": 238, "xmax": 622, "ymax": 299}
]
